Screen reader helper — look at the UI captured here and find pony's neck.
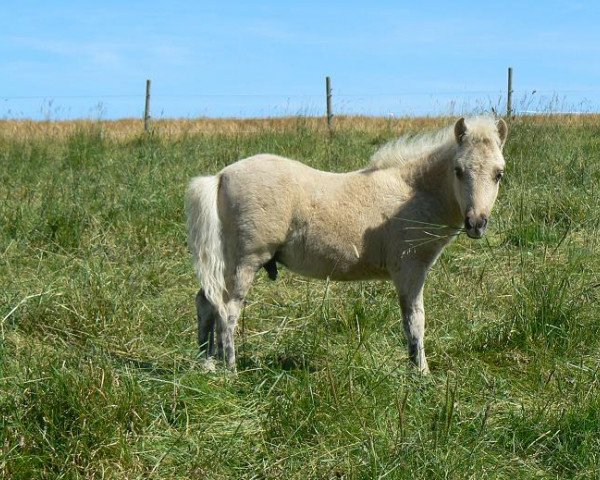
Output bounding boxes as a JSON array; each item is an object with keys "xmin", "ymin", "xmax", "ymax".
[{"xmin": 405, "ymin": 144, "xmax": 463, "ymax": 229}]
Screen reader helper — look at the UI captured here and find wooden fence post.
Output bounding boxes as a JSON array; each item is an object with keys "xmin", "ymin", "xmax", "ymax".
[
  {"xmin": 507, "ymin": 67, "xmax": 513, "ymax": 117},
  {"xmin": 144, "ymin": 79, "xmax": 151, "ymax": 132},
  {"xmin": 326, "ymin": 76, "xmax": 333, "ymax": 131}
]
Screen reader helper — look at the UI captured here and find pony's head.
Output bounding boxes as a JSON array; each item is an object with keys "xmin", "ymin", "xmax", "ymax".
[{"xmin": 451, "ymin": 117, "xmax": 508, "ymax": 239}]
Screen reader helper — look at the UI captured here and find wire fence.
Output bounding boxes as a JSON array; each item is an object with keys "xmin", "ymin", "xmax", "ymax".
[{"xmin": 3, "ymin": 85, "xmax": 600, "ymax": 121}]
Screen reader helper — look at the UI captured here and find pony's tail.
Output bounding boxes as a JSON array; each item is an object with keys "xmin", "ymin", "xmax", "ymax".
[{"xmin": 185, "ymin": 175, "xmax": 227, "ymax": 319}]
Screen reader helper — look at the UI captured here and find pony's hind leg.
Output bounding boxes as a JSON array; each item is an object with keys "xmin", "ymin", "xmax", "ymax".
[
  {"xmin": 219, "ymin": 263, "xmax": 260, "ymax": 370},
  {"xmin": 196, "ymin": 289, "xmax": 217, "ymax": 365}
]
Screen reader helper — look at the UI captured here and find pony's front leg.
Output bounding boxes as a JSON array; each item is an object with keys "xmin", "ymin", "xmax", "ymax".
[
  {"xmin": 401, "ymin": 294, "xmax": 429, "ymax": 374},
  {"xmin": 392, "ymin": 264, "xmax": 430, "ymax": 374}
]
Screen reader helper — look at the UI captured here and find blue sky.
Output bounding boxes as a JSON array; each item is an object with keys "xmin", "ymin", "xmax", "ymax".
[{"xmin": 1, "ymin": 1, "xmax": 600, "ymax": 119}]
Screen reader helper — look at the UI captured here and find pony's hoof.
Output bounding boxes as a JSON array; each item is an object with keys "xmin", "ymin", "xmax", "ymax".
[
  {"xmin": 409, "ymin": 360, "xmax": 430, "ymax": 375},
  {"xmin": 199, "ymin": 357, "xmax": 217, "ymax": 373},
  {"xmin": 225, "ymin": 362, "xmax": 237, "ymax": 375}
]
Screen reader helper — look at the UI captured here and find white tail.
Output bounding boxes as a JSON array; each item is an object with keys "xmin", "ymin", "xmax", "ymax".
[{"xmin": 185, "ymin": 175, "xmax": 227, "ymax": 318}]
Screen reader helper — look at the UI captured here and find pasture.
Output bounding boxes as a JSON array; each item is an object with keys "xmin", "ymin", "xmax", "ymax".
[{"xmin": 1, "ymin": 115, "xmax": 599, "ymax": 478}]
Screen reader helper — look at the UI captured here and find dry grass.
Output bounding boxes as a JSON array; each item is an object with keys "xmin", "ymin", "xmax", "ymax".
[
  {"xmin": 3, "ymin": 114, "xmax": 599, "ymax": 142},
  {"xmin": 0, "ymin": 115, "xmax": 442, "ymax": 141},
  {"xmin": 0, "ymin": 115, "xmax": 600, "ymax": 141}
]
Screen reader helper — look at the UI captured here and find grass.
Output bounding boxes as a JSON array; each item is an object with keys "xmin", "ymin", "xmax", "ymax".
[{"xmin": 1, "ymin": 115, "xmax": 599, "ymax": 479}]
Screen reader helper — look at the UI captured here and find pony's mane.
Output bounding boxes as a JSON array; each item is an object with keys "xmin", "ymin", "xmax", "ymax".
[{"xmin": 368, "ymin": 117, "xmax": 500, "ymax": 170}]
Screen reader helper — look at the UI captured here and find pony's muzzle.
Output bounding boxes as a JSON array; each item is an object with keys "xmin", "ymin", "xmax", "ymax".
[{"xmin": 464, "ymin": 214, "xmax": 488, "ymax": 239}]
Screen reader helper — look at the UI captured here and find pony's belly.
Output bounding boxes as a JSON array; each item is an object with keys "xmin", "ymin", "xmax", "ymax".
[{"xmin": 278, "ymin": 249, "xmax": 389, "ymax": 281}]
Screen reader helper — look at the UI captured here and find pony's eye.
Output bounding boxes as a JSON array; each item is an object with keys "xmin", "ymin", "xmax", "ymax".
[
  {"xmin": 495, "ymin": 171, "xmax": 504, "ymax": 183},
  {"xmin": 454, "ymin": 167, "xmax": 464, "ymax": 179}
]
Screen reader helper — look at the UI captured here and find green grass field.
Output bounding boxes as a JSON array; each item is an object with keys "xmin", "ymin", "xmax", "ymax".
[{"xmin": 1, "ymin": 116, "xmax": 599, "ymax": 479}]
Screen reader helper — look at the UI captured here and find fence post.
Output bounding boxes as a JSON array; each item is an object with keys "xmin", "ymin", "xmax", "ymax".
[
  {"xmin": 325, "ymin": 76, "xmax": 333, "ymax": 131},
  {"xmin": 506, "ymin": 67, "xmax": 513, "ymax": 117},
  {"xmin": 144, "ymin": 79, "xmax": 151, "ymax": 132}
]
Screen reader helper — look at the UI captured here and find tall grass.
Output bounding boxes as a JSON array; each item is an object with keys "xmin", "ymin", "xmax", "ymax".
[{"xmin": 1, "ymin": 116, "xmax": 599, "ymax": 478}]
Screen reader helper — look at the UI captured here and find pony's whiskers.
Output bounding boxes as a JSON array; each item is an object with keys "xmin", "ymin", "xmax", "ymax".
[
  {"xmin": 403, "ymin": 231, "xmax": 462, "ymax": 249},
  {"xmin": 390, "ymin": 216, "xmax": 454, "ymax": 230}
]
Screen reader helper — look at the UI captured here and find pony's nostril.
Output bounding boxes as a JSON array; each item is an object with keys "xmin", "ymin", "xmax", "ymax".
[{"xmin": 465, "ymin": 215, "xmax": 488, "ymax": 230}]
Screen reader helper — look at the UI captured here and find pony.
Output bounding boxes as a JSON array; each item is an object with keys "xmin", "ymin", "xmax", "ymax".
[{"xmin": 186, "ymin": 117, "xmax": 508, "ymax": 373}]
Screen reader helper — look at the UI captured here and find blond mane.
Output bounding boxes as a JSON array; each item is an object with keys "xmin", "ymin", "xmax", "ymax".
[{"xmin": 369, "ymin": 117, "xmax": 502, "ymax": 170}]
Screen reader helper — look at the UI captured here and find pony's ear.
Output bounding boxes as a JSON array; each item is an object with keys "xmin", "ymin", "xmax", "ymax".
[
  {"xmin": 496, "ymin": 118, "xmax": 508, "ymax": 148},
  {"xmin": 454, "ymin": 117, "xmax": 467, "ymax": 144}
]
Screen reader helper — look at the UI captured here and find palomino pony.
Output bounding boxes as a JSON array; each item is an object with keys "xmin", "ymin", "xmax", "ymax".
[{"xmin": 186, "ymin": 117, "xmax": 508, "ymax": 373}]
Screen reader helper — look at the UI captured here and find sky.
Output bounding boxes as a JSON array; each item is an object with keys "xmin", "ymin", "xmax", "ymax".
[{"xmin": 1, "ymin": 1, "xmax": 600, "ymax": 120}]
